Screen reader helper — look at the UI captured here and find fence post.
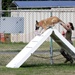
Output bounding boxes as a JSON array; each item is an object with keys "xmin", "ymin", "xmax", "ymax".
[
  {"xmin": 50, "ymin": 11, "xmax": 53, "ymax": 64},
  {"xmin": 50, "ymin": 29, "xmax": 53, "ymax": 64}
]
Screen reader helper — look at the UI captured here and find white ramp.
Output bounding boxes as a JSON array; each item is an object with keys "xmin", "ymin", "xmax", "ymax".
[
  {"xmin": 6, "ymin": 28, "xmax": 53, "ymax": 68},
  {"xmin": 6, "ymin": 28, "xmax": 75, "ymax": 68},
  {"xmin": 51, "ymin": 29, "xmax": 75, "ymax": 58}
]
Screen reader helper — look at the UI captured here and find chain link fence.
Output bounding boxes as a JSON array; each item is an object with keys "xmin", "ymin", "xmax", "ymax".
[{"xmin": 0, "ymin": 8, "xmax": 75, "ymax": 67}]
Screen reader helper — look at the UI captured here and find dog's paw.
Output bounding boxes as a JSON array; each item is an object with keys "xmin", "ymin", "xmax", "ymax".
[
  {"xmin": 35, "ymin": 31, "xmax": 41, "ymax": 36},
  {"xmin": 37, "ymin": 33, "xmax": 41, "ymax": 36}
]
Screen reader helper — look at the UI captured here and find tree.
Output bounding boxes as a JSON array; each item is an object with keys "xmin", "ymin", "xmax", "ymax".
[
  {"xmin": 2, "ymin": 0, "xmax": 12, "ymax": 16},
  {"xmin": 2, "ymin": 0, "xmax": 12, "ymax": 10}
]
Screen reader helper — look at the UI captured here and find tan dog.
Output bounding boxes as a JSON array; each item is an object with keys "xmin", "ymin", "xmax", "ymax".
[{"xmin": 35, "ymin": 16, "xmax": 64, "ymax": 34}]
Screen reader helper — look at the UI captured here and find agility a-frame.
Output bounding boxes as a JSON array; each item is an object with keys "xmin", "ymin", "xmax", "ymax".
[{"xmin": 6, "ymin": 28, "xmax": 75, "ymax": 68}]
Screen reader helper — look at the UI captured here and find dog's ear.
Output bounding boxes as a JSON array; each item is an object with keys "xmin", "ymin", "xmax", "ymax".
[{"xmin": 36, "ymin": 20, "xmax": 39, "ymax": 24}]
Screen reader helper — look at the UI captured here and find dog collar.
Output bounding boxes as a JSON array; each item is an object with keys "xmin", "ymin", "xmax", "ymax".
[{"xmin": 39, "ymin": 21, "xmax": 43, "ymax": 26}]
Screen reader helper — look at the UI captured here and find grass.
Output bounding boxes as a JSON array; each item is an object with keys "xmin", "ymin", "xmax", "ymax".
[
  {"xmin": 0, "ymin": 41, "xmax": 75, "ymax": 75},
  {"xmin": 0, "ymin": 41, "xmax": 60, "ymax": 51},
  {"xmin": 0, "ymin": 64, "xmax": 75, "ymax": 75},
  {"xmin": 0, "ymin": 42, "xmax": 27, "ymax": 51}
]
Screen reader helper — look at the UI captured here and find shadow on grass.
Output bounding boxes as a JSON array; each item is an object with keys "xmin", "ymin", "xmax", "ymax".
[
  {"xmin": 21, "ymin": 63, "xmax": 50, "ymax": 68},
  {"xmin": 52, "ymin": 63, "xmax": 75, "ymax": 66},
  {"xmin": 21, "ymin": 63, "xmax": 75, "ymax": 68}
]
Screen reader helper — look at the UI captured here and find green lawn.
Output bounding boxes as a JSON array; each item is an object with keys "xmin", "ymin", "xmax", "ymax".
[
  {"xmin": 0, "ymin": 64, "xmax": 75, "ymax": 75},
  {"xmin": 0, "ymin": 41, "xmax": 75, "ymax": 75}
]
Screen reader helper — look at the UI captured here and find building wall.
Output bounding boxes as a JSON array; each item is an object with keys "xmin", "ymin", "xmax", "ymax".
[{"xmin": 11, "ymin": 8, "xmax": 75, "ymax": 43}]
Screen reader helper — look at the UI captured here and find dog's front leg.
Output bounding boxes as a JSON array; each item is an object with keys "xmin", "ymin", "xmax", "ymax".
[
  {"xmin": 40, "ymin": 29, "xmax": 46, "ymax": 34},
  {"xmin": 38, "ymin": 27, "xmax": 43, "ymax": 33},
  {"xmin": 35, "ymin": 27, "xmax": 43, "ymax": 35},
  {"xmin": 40, "ymin": 26, "xmax": 47, "ymax": 34}
]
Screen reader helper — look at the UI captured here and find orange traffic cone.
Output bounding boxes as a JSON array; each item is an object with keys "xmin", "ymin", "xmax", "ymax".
[{"xmin": 1, "ymin": 33, "xmax": 5, "ymax": 43}]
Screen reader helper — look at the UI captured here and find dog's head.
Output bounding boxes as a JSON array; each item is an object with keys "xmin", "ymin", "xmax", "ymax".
[{"xmin": 35, "ymin": 20, "xmax": 40, "ymax": 30}]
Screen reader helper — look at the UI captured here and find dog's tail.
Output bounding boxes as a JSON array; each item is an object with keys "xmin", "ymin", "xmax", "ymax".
[{"xmin": 59, "ymin": 20, "xmax": 65, "ymax": 25}]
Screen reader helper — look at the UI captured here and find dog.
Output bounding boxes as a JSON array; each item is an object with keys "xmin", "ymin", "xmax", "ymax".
[{"xmin": 35, "ymin": 16, "xmax": 64, "ymax": 34}]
